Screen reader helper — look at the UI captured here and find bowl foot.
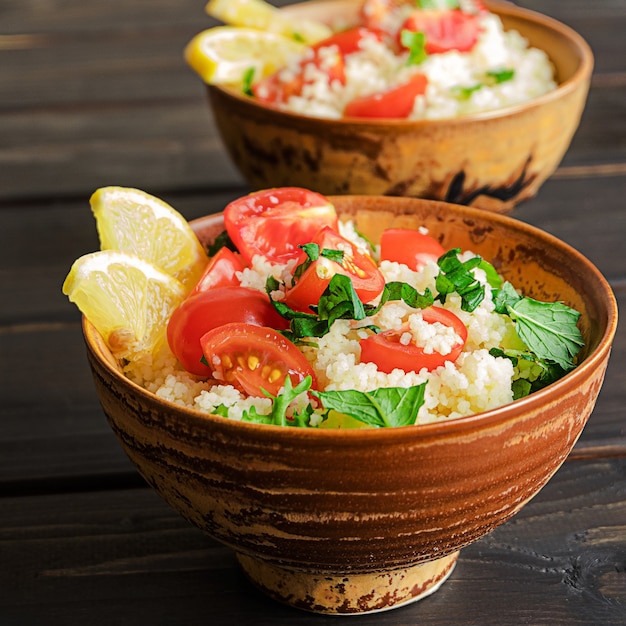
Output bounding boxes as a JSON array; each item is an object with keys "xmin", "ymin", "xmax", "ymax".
[{"xmin": 236, "ymin": 550, "xmax": 459, "ymax": 614}]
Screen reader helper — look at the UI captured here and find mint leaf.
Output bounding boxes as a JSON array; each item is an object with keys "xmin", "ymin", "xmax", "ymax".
[
  {"xmin": 511, "ymin": 378, "xmax": 532, "ymax": 400},
  {"xmin": 436, "ymin": 249, "xmax": 485, "ymax": 312},
  {"xmin": 206, "ymin": 230, "xmax": 237, "ymax": 256},
  {"xmin": 485, "ymin": 68, "xmax": 515, "ymax": 85},
  {"xmin": 242, "ymin": 67, "xmax": 255, "ymax": 96},
  {"xmin": 451, "ymin": 84, "xmax": 482, "ymax": 100},
  {"xmin": 384, "ymin": 281, "xmax": 434, "ymax": 309},
  {"xmin": 477, "ymin": 259, "xmax": 503, "ymax": 289},
  {"xmin": 418, "ymin": 0, "xmax": 459, "ymax": 8},
  {"xmin": 317, "ymin": 273, "xmax": 366, "ymax": 322},
  {"xmin": 313, "ymin": 384, "xmax": 427, "ymax": 428},
  {"xmin": 401, "ymin": 30, "xmax": 428, "ymax": 65},
  {"xmin": 507, "ymin": 298, "xmax": 584, "ymax": 370},
  {"xmin": 490, "ymin": 346, "xmax": 569, "ymax": 396},
  {"xmin": 242, "ymin": 375, "xmax": 314, "ymax": 427},
  {"xmin": 293, "ymin": 244, "xmax": 345, "ymax": 281},
  {"xmin": 492, "ymin": 281, "xmax": 521, "ymax": 313}
]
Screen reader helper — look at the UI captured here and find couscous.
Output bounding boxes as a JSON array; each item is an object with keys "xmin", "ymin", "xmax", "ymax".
[
  {"xmin": 250, "ymin": 0, "xmax": 557, "ymax": 120},
  {"xmin": 122, "ymin": 187, "xmax": 584, "ymax": 428}
]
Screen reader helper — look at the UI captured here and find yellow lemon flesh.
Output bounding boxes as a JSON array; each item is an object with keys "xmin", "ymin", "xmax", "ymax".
[
  {"xmin": 185, "ymin": 26, "xmax": 305, "ymax": 86},
  {"xmin": 62, "ymin": 251, "xmax": 186, "ymax": 362},
  {"xmin": 90, "ymin": 186, "xmax": 207, "ymax": 290},
  {"xmin": 205, "ymin": 0, "xmax": 332, "ymax": 44}
]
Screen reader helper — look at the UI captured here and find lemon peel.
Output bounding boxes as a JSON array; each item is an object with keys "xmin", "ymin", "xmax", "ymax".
[
  {"xmin": 63, "ymin": 250, "xmax": 186, "ymax": 361},
  {"xmin": 184, "ymin": 26, "xmax": 305, "ymax": 86},
  {"xmin": 205, "ymin": 0, "xmax": 332, "ymax": 44},
  {"xmin": 90, "ymin": 186, "xmax": 207, "ymax": 289}
]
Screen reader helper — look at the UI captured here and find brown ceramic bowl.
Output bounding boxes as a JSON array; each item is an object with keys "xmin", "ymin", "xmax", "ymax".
[
  {"xmin": 83, "ymin": 196, "xmax": 616, "ymax": 614},
  {"xmin": 208, "ymin": 0, "xmax": 593, "ymax": 213}
]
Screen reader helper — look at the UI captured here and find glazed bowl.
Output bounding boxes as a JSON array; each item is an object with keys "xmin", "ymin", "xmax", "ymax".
[
  {"xmin": 83, "ymin": 196, "xmax": 616, "ymax": 614},
  {"xmin": 208, "ymin": 0, "xmax": 593, "ymax": 213}
]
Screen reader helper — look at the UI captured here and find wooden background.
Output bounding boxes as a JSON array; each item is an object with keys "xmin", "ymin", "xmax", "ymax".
[{"xmin": 1, "ymin": 1, "xmax": 624, "ymax": 624}]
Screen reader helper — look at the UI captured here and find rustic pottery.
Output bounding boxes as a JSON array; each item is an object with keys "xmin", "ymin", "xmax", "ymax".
[
  {"xmin": 83, "ymin": 196, "xmax": 617, "ymax": 614},
  {"xmin": 208, "ymin": 0, "xmax": 593, "ymax": 213}
]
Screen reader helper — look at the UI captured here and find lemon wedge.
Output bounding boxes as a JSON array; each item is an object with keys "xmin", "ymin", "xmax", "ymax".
[
  {"xmin": 90, "ymin": 186, "xmax": 207, "ymax": 290},
  {"xmin": 185, "ymin": 26, "xmax": 305, "ymax": 86},
  {"xmin": 205, "ymin": 0, "xmax": 332, "ymax": 44},
  {"xmin": 62, "ymin": 251, "xmax": 187, "ymax": 361}
]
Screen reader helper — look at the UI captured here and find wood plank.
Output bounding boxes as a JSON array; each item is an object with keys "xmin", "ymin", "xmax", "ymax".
[
  {"xmin": 1, "ymin": 457, "xmax": 625, "ymax": 625},
  {"xmin": 0, "ymin": 82, "xmax": 623, "ymax": 202}
]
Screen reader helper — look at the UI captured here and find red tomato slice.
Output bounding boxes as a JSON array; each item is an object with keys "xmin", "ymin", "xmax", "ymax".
[
  {"xmin": 343, "ymin": 73, "xmax": 427, "ymax": 119},
  {"xmin": 190, "ymin": 247, "xmax": 246, "ymax": 295},
  {"xmin": 223, "ymin": 187, "xmax": 338, "ymax": 264},
  {"xmin": 312, "ymin": 27, "xmax": 383, "ymax": 55},
  {"xmin": 359, "ymin": 306, "xmax": 467, "ymax": 373},
  {"xmin": 200, "ymin": 322, "xmax": 317, "ymax": 397},
  {"xmin": 285, "ymin": 226, "xmax": 385, "ymax": 312},
  {"xmin": 400, "ymin": 9, "xmax": 480, "ymax": 54},
  {"xmin": 253, "ymin": 45, "xmax": 346, "ymax": 105},
  {"xmin": 380, "ymin": 228, "xmax": 446, "ymax": 271},
  {"xmin": 167, "ymin": 286, "xmax": 288, "ymax": 377}
]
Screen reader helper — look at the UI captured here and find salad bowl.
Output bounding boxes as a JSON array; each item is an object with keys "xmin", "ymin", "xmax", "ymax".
[
  {"xmin": 83, "ymin": 195, "xmax": 616, "ymax": 614},
  {"xmin": 207, "ymin": 0, "xmax": 593, "ymax": 213}
]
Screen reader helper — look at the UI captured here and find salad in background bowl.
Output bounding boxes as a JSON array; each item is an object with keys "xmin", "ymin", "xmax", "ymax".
[
  {"xmin": 65, "ymin": 187, "xmax": 616, "ymax": 613},
  {"xmin": 185, "ymin": 0, "xmax": 593, "ymax": 211}
]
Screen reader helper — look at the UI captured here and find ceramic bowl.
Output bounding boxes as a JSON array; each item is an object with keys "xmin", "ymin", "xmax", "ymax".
[
  {"xmin": 208, "ymin": 0, "xmax": 593, "ymax": 213},
  {"xmin": 83, "ymin": 196, "xmax": 616, "ymax": 614}
]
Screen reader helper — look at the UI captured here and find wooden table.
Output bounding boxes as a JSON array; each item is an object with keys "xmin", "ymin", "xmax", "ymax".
[{"xmin": 1, "ymin": 1, "xmax": 624, "ymax": 624}]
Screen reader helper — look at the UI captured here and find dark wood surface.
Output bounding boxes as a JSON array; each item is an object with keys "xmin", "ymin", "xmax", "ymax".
[{"xmin": 1, "ymin": 1, "xmax": 624, "ymax": 624}]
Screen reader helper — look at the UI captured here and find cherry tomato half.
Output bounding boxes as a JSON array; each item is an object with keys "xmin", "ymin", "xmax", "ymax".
[
  {"xmin": 343, "ymin": 73, "xmax": 427, "ymax": 119},
  {"xmin": 380, "ymin": 228, "xmax": 445, "ymax": 271},
  {"xmin": 285, "ymin": 226, "xmax": 385, "ymax": 312},
  {"xmin": 223, "ymin": 188, "xmax": 338, "ymax": 264},
  {"xmin": 190, "ymin": 247, "xmax": 246, "ymax": 296},
  {"xmin": 359, "ymin": 306, "xmax": 467, "ymax": 373},
  {"xmin": 167, "ymin": 286, "xmax": 289, "ymax": 377},
  {"xmin": 253, "ymin": 45, "xmax": 346, "ymax": 105},
  {"xmin": 200, "ymin": 322, "xmax": 317, "ymax": 397},
  {"xmin": 312, "ymin": 27, "xmax": 383, "ymax": 55},
  {"xmin": 400, "ymin": 9, "xmax": 480, "ymax": 55}
]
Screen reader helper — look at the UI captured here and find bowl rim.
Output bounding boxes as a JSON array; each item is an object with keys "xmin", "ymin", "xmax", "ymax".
[
  {"xmin": 84, "ymin": 197, "xmax": 618, "ymax": 442},
  {"xmin": 209, "ymin": 0, "xmax": 594, "ymax": 126}
]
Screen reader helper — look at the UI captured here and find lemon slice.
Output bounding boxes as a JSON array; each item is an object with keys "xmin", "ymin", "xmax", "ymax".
[
  {"xmin": 205, "ymin": 0, "xmax": 332, "ymax": 44},
  {"xmin": 90, "ymin": 186, "xmax": 207, "ymax": 290},
  {"xmin": 63, "ymin": 250, "xmax": 186, "ymax": 361},
  {"xmin": 185, "ymin": 26, "xmax": 305, "ymax": 86}
]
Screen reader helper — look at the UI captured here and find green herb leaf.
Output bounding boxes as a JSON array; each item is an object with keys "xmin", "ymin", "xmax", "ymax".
[
  {"xmin": 206, "ymin": 230, "xmax": 237, "ymax": 256},
  {"xmin": 384, "ymin": 281, "xmax": 434, "ymax": 309},
  {"xmin": 492, "ymin": 281, "xmax": 521, "ymax": 313},
  {"xmin": 477, "ymin": 259, "xmax": 503, "ymax": 289},
  {"xmin": 489, "ymin": 346, "xmax": 569, "ymax": 396},
  {"xmin": 436, "ymin": 249, "xmax": 485, "ymax": 312},
  {"xmin": 401, "ymin": 30, "xmax": 428, "ymax": 65},
  {"xmin": 485, "ymin": 68, "xmax": 515, "ymax": 85},
  {"xmin": 418, "ymin": 0, "xmax": 459, "ymax": 9},
  {"xmin": 317, "ymin": 273, "xmax": 367, "ymax": 323},
  {"xmin": 507, "ymin": 298, "xmax": 584, "ymax": 370},
  {"xmin": 313, "ymin": 384, "xmax": 427, "ymax": 427},
  {"xmin": 241, "ymin": 375, "xmax": 314, "ymax": 427},
  {"xmin": 451, "ymin": 84, "xmax": 482, "ymax": 100},
  {"xmin": 511, "ymin": 378, "xmax": 532, "ymax": 400},
  {"xmin": 293, "ymin": 244, "xmax": 345, "ymax": 281},
  {"xmin": 212, "ymin": 404, "xmax": 230, "ymax": 417},
  {"xmin": 242, "ymin": 67, "xmax": 255, "ymax": 96}
]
